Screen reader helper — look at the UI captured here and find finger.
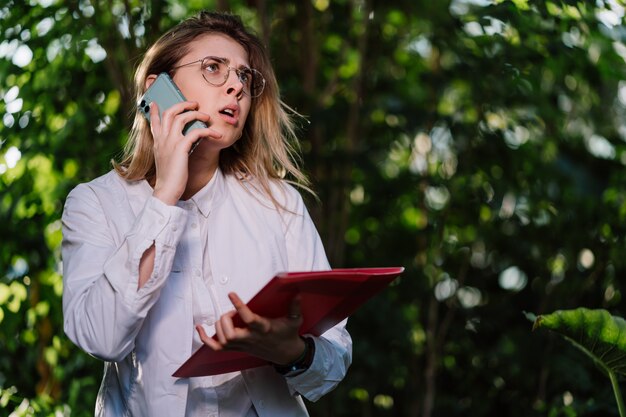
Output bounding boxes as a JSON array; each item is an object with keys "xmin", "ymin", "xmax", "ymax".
[
  {"xmin": 194, "ymin": 111, "xmax": 212, "ymax": 125},
  {"xmin": 159, "ymin": 101, "xmax": 199, "ymax": 132},
  {"xmin": 228, "ymin": 292, "xmax": 245, "ymax": 307},
  {"xmin": 219, "ymin": 312, "xmax": 238, "ymax": 341},
  {"xmin": 160, "ymin": 100, "xmax": 199, "ymax": 119},
  {"xmin": 170, "ymin": 112, "xmax": 222, "ymax": 152},
  {"xmin": 215, "ymin": 318, "xmax": 228, "ymax": 345},
  {"xmin": 149, "ymin": 102, "xmax": 161, "ymax": 134},
  {"xmin": 194, "ymin": 127, "xmax": 223, "ymax": 139},
  {"xmin": 287, "ymin": 294, "xmax": 303, "ymax": 322},
  {"xmin": 170, "ymin": 110, "xmax": 210, "ymax": 133},
  {"xmin": 195, "ymin": 324, "xmax": 223, "ymax": 351},
  {"xmin": 178, "ymin": 124, "xmax": 223, "ymax": 147},
  {"xmin": 228, "ymin": 293, "xmax": 271, "ymax": 333}
]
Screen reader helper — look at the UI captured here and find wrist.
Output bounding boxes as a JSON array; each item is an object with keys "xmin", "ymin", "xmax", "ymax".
[
  {"xmin": 152, "ymin": 187, "xmax": 180, "ymax": 206},
  {"xmin": 277, "ymin": 336, "xmax": 306, "ymax": 366},
  {"xmin": 274, "ymin": 336, "xmax": 315, "ymax": 377}
]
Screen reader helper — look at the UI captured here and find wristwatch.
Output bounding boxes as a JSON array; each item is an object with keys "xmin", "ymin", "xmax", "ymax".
[{"xmin": 274, "ymin": 336, "xmax": 315, "ymax": 377}]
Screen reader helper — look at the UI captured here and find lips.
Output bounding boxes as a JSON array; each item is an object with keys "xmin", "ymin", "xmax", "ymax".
[{"xmin": 218, "ymin": 103, "xmax": 239, "ymax": 125}]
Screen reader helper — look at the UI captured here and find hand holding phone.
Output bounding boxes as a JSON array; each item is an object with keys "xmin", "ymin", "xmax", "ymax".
[{"xmin": 138, "ymin": 73, "xmax": 207, "ymax": 154}]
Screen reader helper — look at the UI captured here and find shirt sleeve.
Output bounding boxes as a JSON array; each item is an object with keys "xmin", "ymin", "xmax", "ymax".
[
  {"xmin": 61, "ymin": 183, "xmax": 187, "ymax": 362},
  {"xmin": 278, "ymin": 185, "xmax": 353, "ymax": 401}
]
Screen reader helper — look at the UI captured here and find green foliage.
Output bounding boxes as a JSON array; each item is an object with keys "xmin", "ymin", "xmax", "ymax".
[
  {"xmin": 3, "ymin": 0, "xmax": 626, "ymax": 416},
  {"xmin": 533, "ymin": 308, "xmax": 626, "ymax": 416},
  {"xmin": 533, "ymin": 308, "xmax": 626, "ymax": 379}
]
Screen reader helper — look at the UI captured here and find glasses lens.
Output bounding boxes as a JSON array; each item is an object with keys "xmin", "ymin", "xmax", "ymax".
[
  {"xmin": 237, "ymin": 69, "xmax": 254, "ymax": 93},
  {"xmin": 201, "ymin": 58, "xmax": 226, "ymax": 86},
  {"xmin": 200, "ymin": 57, "xmax": 265, "ymax": 98},
  {"xmin": 249, "ymin": 69, "xmax": 265, "ymax": 98}
]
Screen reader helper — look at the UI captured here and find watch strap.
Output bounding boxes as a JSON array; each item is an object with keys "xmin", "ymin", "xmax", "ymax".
[{"xmin": 274, "ymin": 336, "xmax": 315, "ymax": 377}]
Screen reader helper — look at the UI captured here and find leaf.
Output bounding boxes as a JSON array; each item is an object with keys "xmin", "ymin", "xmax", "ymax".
[{"xmin": 533, "ymin": 308, "xmax": 626, "ymax": 377}]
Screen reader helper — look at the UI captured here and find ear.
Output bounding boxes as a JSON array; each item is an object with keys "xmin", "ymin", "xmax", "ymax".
[{"xmin": 145, "ymin": 74, "xmax": 158, "ymax": 90}]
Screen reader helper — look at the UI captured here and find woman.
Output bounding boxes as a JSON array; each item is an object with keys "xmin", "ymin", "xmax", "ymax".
[{"xmin": 62, "ymin": 11, "xmax": 351, "ymax": 417}]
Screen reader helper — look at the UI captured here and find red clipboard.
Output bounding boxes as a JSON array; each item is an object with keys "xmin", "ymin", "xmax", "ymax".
[{"xmin": 172, "ymin": 266, "xmax": 404, "ymax": 377}]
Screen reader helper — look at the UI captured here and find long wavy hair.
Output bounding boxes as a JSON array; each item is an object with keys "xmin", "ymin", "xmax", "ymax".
[{"xmin": 113, "ymin": 11, "xmax": 310, "ymax": 204}]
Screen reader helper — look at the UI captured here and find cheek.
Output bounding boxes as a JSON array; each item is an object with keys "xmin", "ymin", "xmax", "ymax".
[
  {"xmin": 241, "ymin": 105, "xmax": 252, "ymax": 125},
  {"xmin": 172, "ymin": 75, "xmax": 196, "ymax": 100}
]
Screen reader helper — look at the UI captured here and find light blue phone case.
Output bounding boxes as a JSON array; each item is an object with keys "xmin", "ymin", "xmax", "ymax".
[{"xmin": 138, "ymin": 73, "xmax": 207, "ymax": 153}]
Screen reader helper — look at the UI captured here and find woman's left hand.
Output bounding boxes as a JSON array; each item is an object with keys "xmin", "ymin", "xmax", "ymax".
[{"xmin": 195, "ymin": 292, "xmax": 306, "ymax": 365}]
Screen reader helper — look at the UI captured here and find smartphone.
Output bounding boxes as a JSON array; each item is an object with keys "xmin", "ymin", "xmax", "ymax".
[{"xmin": 137, "ymin": 72, "xmax": 206, "ymax": 154}]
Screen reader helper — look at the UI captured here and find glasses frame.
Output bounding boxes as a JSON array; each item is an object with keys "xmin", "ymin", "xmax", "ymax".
[{"xmin": 171, "ymin": 56, "xmax": 266, "ymax": 98}]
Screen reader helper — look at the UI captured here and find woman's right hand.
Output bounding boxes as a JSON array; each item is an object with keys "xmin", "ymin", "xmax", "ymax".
[{"xmin": 148, "ymin": 101, "xmax": 222, "ymax": 205}]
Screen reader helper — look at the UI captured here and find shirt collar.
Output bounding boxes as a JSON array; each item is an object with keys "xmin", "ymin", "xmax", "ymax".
[
  {"xmin": 186, "ymin": 168, "xmax": 225, "ymax": 218},
  {"xmin": 127, "ymin": 168, "xmax": 225, "ymax": 218}
]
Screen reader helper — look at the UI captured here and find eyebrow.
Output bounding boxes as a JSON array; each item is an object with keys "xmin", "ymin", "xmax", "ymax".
[{"xmin": 205, "ymin": 55, "xmax": 252, "ymax": 70}]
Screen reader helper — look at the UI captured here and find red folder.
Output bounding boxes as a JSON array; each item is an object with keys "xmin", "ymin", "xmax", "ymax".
[{"xmin": 172, "ymin": 267, "xmax": 404, "ymax": 377}]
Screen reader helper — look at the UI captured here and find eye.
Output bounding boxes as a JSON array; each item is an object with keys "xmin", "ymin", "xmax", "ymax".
[
  {"xmin": 202, "ymin": 60, "xmax": 222, "ymax": 74},
  {"xmin": 238, "ymin": 69, "xmax": 252, "ymax": 84}
]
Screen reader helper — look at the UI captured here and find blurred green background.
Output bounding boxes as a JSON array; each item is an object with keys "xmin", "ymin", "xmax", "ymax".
[{"xmin": 3, "ymin": 0, "xmax": 626, "ymax": 415}]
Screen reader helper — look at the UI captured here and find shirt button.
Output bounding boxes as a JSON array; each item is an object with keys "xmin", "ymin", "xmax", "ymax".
[
  {"xmin": 258, "ymin": 400, "xmax": 265, "ymax": 408},
  {"xmin": 171, "ymin": 224, "xmax": 178, "ymax": 232},
  {"xmin": 219, "ymin": 275, "xmax": 229, "ymax": 285},
  {"xmin": 194, "ymin": 269, "xmax": 201, "ymax": 277},
  {"xmin": 191, "ymin": 222, "xmax": 197, "ymax": 229}
]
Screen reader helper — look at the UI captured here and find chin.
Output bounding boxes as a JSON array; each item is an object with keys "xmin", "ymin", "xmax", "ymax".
[{"xmin": 197, "ymin": 135, "xmax": 238, "ymax": 152}]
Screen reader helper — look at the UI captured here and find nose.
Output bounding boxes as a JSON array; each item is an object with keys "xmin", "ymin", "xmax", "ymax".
[{"xmin": 225, "ymin": 68, "xmax": 244, "ymax": 97}]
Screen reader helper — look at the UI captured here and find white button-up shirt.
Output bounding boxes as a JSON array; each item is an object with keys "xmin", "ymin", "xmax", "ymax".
[
  {"xmin": 176, "ymin": 175, "xmax": 256, "ymax": 417},
  {"xmin": 61, "ymin": 169, "xmax": 352, "ymax": 417}
]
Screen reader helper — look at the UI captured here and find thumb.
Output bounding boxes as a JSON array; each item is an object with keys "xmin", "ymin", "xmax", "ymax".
[{"xmin": 287, "ymin": 294, "xmax": 303, "ymax": 322}]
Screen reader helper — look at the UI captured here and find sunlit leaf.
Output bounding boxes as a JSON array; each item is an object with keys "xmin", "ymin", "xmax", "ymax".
[{"xmin": 533, "ymin": 308, "xmax": 626, "ymax": 377}]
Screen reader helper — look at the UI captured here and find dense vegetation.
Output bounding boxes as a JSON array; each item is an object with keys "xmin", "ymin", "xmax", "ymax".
[{"xmin": 2, "ymin": 1, "xmax": 626, "ymax": 416}]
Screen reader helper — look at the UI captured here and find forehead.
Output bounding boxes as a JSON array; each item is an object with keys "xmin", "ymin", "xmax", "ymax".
[{"xmin": 182, "ymin": 33, "xmax": 249, "ymax": 65}]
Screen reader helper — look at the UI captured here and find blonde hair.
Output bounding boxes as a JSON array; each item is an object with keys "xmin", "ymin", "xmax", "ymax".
[{"xmin": 113, "ymin": 11, "xmax": 311, "ymax": 204}]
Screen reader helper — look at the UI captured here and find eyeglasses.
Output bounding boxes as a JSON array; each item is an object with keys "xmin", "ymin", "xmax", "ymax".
[{"xmin": 172, "ymin": 56, "xmax": 266, "ymax": 98}]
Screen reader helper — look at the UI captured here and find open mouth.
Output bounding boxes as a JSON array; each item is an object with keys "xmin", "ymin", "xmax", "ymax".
[
  {"xmin": 220, "ymin": 108, "xmax": 235, "ymax": 117},
  {"xmin": 218, "ymin": 105, "xmax": 239, "ymax": 125}
]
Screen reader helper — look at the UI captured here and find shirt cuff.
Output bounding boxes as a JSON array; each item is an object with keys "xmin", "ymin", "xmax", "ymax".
[{"xmin": 283, "ymin": 335, "xmax": 347, "ymax": 401}]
